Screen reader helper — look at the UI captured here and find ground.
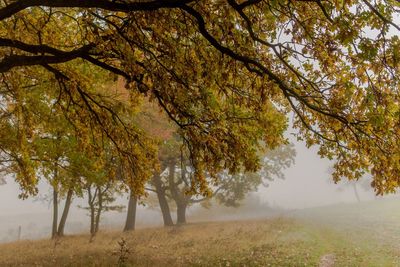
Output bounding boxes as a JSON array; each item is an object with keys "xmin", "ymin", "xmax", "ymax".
[{"xmin": 1, "ymin": 198, "xmax": 400, "ymax": 266}]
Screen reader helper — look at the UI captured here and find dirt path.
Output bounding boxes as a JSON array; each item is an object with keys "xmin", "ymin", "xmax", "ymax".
[{"xmin": 319, "ymin": 254, "xmax": 335, "ymax": 267}]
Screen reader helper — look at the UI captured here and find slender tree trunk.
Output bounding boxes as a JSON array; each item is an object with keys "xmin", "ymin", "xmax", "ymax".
[
  {"xmin": 51, "ymin": 165, "xmax": 59, "ymax": 239},
  {"xmin": 88, "ymin": 186, "xmax": 96, "ymax": 235},
  {"xmin": 90, "ymin": 206, "xmax": 95, "ymax": 235},
  {"xmin": 95, "ymin": 187, "xmax": 103, "ymax": 233},
  {"xmin": 353, "ymin": 183, "xmax": 361, "ymax": 202},
  {"xmin": 57, "ymin": 189, "xmax": 73, "ymax": 236},
  {"xmin": 176, "ymin": 201, "xmax": 187, "ymax": 224},
  {"xmin": 123, "ymin": 191, "xmax": 137, "ymax": 231},
  {"xmin": 52, "ymin": 187, "xmax": 58, "ymax": 239},
  {"xmin": 153, "ymin": 174, "xmax": 174, "ymax": 226},
  {"xmin": 94, "ymin": 208, "xmax": 101, "ymax": 233}
]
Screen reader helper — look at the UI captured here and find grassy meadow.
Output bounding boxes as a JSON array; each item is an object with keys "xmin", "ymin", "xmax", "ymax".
[{"xmin": 1, "ymin": 198, "xmax": 400, "ymax": 266}]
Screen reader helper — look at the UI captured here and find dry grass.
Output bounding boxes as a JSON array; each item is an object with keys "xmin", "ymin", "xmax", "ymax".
[{"xmin": 0, "ymin": 218, "xmax": 398, "ymax": 266}]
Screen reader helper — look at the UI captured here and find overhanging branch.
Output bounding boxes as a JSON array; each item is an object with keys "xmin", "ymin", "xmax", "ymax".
[
  {"xmin": 0, "ymin": 0, "xmax": 195, "ymax": 21},
  {"xmin": 0, "ymin": 43, "xmax": 94, "ymax": 72}
]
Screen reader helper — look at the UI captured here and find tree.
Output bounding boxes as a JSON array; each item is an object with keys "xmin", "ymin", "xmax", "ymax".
[
  {"xmin": 0, "ymin": 67, "xmax": 77, "ymax": 237},
  {"xmin": 137, "ymin": 96, "xmax": 292, "ymax": 225},
  {"xmin": 146, "ymin": 132, "xmax": 295, "ymax": 224},
  {"xmin": 136, "ymin": 99, "xmax": 177, "ymax": 226},
  {"xmin": 81, "ymin": 181, "xmax": 124, "ymax": 235},
  {"xmin": 213, "ymin": 144, "xmax": 297, "ymax": 207},
  {"xmin": 1, "ymin": 1, "xmax": 400, "ymax": 195},
  {"xmin": 0, "ymin": 59, "xmax": 157, "ymax": 237}
]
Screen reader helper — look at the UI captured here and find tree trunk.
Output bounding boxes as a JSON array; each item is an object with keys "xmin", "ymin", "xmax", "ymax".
[
  {"xmin": 353, "ymin": 183, "xmax": 361, "ymax": 202},
  {"xmin": 88, "ymin": 188, "xmax": 95, "ymax": 235},
  {"xmin": 52, "ymin": 187, "xmax": 58, "ymax": 239},
  {"xmin": 153, "ymin": 174, "xmax": 174, "ymax": 226},
  {"xmin": 157, "ymin": 190, "xmax": 174, "ymax": 226},
  {"xmin": 95, "ymin": 187, "xmax": 103, "ymax": 233},
  {"xmin": 90, "ymin": 206, "xmax": 95, "ymax": 235},
  {"xmin": 57, "ymin": 189, "xmax": 73, "ymax": 236},
  {"xmin": 123, "ymin": 192, "xmax": 137, "ymax": 231},
  {"xmin": 168, "ymin": 162, "xmax": 188, "ymax": 225},
  {"xmin": 176, "ymin": 201, "xmax": 187, "ymax": 224}
]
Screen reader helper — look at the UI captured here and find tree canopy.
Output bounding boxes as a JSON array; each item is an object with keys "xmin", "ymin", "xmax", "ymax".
[{"xmin": 0, "ymin": 0, "xmax": 400, "ymax": 194}]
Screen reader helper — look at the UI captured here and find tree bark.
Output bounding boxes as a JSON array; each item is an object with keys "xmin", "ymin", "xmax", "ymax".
[
  {"xmin": 168, "ymin": 162, "xmax": 188, "ymax": 224},
  {"xmin": 123, "ymin": 191, "xmax": 137, "ymax": 231},
  {"xmin": 153, "ymin": 174, "xmax": 174, "ymax": 226},
  {"xmin": 90, "ymin": 207, "xmax": 95, "ymax": 235},
  {"xmin": 88, "ymin": 187, "xmax": 95, "ymax": 235},
  {"xmin": 95, "ymin": 187, "xmax": 103, "ymax": 233},
  {"xmin": 176, "ymin": 201, "xmax": 187, "ymax": 224},
  {"xmin": 57, "ymin": 189, "xmax": 73, "ymax": 236},
  {"xmin": 51, "ymin": 187, "xmax": 58, "ymax": 239}
]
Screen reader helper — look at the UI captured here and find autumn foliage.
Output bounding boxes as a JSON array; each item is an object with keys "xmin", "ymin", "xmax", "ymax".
[{"xmin": 0, "ymin": 0, "xmax": 399, "ymax": 198}]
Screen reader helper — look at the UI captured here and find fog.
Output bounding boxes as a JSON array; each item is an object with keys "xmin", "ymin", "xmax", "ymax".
[
  {"xmin": 260, "ymin": 140, "xmax": 377, "ymax": 209},
  {"xmin": 0, "ymin": 132, "xmax": 390, "ymax": 243}
]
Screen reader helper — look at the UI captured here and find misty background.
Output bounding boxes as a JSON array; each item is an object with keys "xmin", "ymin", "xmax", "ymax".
[{"xmin": 0, "ymin": 130, "xmax": 390, "ymax": 243}]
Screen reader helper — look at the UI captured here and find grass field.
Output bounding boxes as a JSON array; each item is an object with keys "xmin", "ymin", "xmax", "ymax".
[
  {"xmin": 1, "ymin": 198, "xmax": 400, "ymax": 266},
  {"xmin": 292, "ymin": 197, "xmax": 400, "ymax": 250}
]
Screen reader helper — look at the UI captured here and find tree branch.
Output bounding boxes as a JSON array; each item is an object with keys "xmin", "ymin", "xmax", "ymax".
[
  {"xmin": 0, "ymin": 44, "xmax": 94, "ymax": 72},
  {"xmin": 0, "ymin": 0, "xmax": 195, "ymax": 21}
]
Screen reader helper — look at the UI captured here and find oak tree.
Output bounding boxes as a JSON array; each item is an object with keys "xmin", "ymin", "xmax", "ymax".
[{"xmin": 0, "ymin": 0, "xmax": 399, "ymax": 195}]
